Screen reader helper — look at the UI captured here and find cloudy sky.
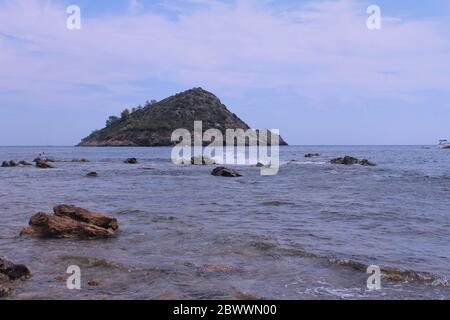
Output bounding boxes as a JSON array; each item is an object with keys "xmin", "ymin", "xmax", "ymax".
[{"xmin": 0, "ymin": 0, "xmax": 449, "ymax": 145}]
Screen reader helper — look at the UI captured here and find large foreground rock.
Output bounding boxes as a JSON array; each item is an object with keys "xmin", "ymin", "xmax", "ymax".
[
  {"xmin": 330, "ymin": 156, "xmax": 376, "ymax": 166},
  {"xmin": 21, "ymin": 205, "xmax": 118, "ymax": 239},
  {"xmin": 0, "ymin": 258, "xmax": 31, "ymax": 297},
  {"xmin": 211, "ymin": 167, "xmax": 242, "ymax": 177}
]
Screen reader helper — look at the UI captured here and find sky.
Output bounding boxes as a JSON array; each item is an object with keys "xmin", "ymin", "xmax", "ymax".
[{"xmin": 0, "ymin": 0, "xmax": 449, "ymax": 145}]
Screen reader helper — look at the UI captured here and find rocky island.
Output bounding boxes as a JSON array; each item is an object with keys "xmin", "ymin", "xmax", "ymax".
[{"xmin": 78, "ymin": 88, "xmax": 287, "ymax": 147}]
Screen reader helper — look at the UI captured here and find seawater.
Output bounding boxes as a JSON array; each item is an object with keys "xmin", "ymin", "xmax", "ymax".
[{"xmin": 0, "ymin": 145, "xmax": 449, "ymax": 299}]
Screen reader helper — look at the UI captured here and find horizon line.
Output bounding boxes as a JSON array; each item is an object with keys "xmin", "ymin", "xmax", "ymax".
[{"xmin": 0, "ymin": 144, "xmax": 438, "ymax": 147}]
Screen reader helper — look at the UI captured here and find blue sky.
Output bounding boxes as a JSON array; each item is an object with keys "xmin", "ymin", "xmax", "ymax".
[{"xmin": 0, "ymin": 0, "xmax": 450, "ymax": 145}]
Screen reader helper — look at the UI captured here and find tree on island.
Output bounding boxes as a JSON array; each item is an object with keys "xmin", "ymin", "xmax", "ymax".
[
  {"xmin": 121, "ymin": 108, "xmax": 130, "ymax": 120},
  {"xmin": 145, "ymin": 100, "xmax": 158, "ymax": 108},
  {"xmin": 106, "ymin": 116, "xmax": 120, "ymax": 127}
]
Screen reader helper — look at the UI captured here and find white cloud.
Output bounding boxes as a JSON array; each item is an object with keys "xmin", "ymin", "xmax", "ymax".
[{"xmin": 0, "ymin": 0, "xmax": 449, "ymax": 110}]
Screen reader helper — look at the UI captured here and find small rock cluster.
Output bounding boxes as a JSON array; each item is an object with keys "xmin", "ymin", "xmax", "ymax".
[{"xmin": 330, "ymin": 156, "xmax": 376, "ymax": 166}]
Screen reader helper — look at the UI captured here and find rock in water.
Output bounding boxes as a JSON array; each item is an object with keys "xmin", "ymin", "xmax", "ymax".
[
  {"xmin": 3, "ymin": 160, "xmax": 34, "ymax": 167},
  {"xmin": 2, "ymin": 160, "xmax": 18, "ymax": 167},
  {"xmin": 0, "ymin": 258, "xmax": 31, "ymax": 281},
  {"xmin": 0, "ymin": 258, "xmax": 31, "ymax": 297},
  {"xmin": 211, "ymin": 167, "xmax": 242, "ymax": 177},
  {"xmin": 330, "ymin": 156, "xmax": 376, "ymax": 166},
  {"xmin": 359, "ymin": 159, "xmax": 376, "ymax": 166},
  {"xmin": 305, "ymin": 153, "xmax": 320, "ymax": 158},
  {"xmin": 78, "ymin": 88, "xmax": 288, "ymax": 147},
  {"xmin": 87, "ymin": 279, "xmax": 104, "ymax": 286},
  {"xmin": 35, "ymin": 159, "xmax": 55, "ymax": 169},
  {"xmin": 330, "ymin": 156, "xmax": 359, "ymax": 165},
  {"xmin": 86, "ymin": 171, "xmax": 98, "ymax": 177},
  {"xmin": 124, "ymin": 158, "xmax": 138, "ymax": 164},
  {"xmin": 53, "ymin": 204, "xmax": 118, "ymax": 231},
  {"xmin": 21, "ymin": 205, "xmax": 118, "ymax": 239}
]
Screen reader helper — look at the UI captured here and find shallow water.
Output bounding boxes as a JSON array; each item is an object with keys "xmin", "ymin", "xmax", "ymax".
[{"xmin": 1, "ymin": 146, "xmax": 449, "ymax": 299}]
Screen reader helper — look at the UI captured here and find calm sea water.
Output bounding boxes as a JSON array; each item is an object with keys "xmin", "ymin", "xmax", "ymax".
[{"xmin": 1, "ymin": 145, "xmax": 449, "ymax": 300}]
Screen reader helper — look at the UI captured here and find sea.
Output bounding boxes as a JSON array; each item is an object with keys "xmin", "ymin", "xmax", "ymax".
[{"xmin": 0, "ymin": 145, "xmax": 449, "ymax": 299}]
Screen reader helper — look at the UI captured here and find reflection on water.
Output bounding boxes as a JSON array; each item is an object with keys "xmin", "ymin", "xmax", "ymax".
[{"xmin": 1, "ymin": 146, "xmax": 449, "ymax": 299}]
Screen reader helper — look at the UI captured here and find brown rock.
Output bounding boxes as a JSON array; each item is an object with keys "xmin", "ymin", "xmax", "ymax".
[
  {"xmin": 202, "ymin": 263, "xmax": 241, "ymax": 273},
  {"xmin": 87, "ymin": 279, "xmax": 104, "ymax": 286},
  {"xmin": 53, "ymin": 204, "xmax": 118, "ymax": 231},
  {"xmin": 21, "ymin": 213, "xmax": 116, "ymax": 239},
  {"xmin": 54, "ymin": 273, "xmax": 70, "ymax": 281},
  {"xmin": 21, "ymin": 205, "xmax": 118, "ymax": 239}
]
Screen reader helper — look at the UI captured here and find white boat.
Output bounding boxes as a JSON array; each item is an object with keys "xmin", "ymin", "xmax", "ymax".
[{"xmin": 438, "ymin": 140, "xmax": 450, "ymax": 149}]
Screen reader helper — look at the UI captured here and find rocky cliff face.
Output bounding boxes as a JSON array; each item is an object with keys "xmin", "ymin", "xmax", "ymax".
[{"xmin": 78, "ymin": 88, "xmax": 287, "ymax": 146}]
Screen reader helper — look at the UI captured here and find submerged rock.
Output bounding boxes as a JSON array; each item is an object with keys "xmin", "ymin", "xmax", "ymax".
[
  {"xmin": 0, "ymin": 258, "xmax": 31, "ymax": 297},
  {"xmin": 211, "ymin": 167, "xmax": 242, "ymax": 177},
  {"xmin": 202, "ymin": 263, "xmax": 241, "ymax": 273},
  {"xmin": 86, "ymin": 171, "xmax": 98, "ymax": 177},
  {"xmin": 21, "ymin": 204, "xmax": 118, "ymax": 239},
  {"xmin": 124, "ymin": 158, "xmax": 138, "ymax": 164},
  {"xmin": 72, "ymin": 158, "xmax": 89, "ymax": 163},
  {"xmin": 305, "ymin": 153, "xmax": 321, "ymax": 158},
  {"xmin": 87, "ymin": 279, "xmax": 104, "ymax": 286},
  {"xmin": 330, "ymin": 156, "xmax": 376, "ymax": 166}
]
